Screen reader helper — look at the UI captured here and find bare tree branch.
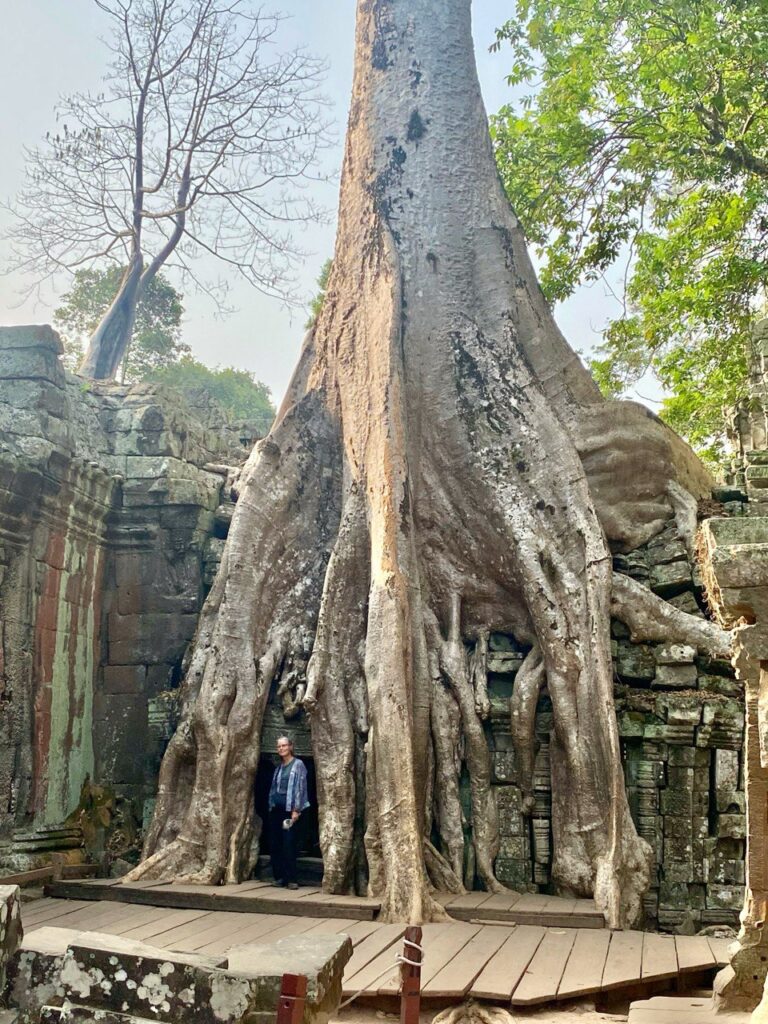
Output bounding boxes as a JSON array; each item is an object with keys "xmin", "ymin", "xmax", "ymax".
[{"xmin": 6, "ymin": 0, "xmax": 330, "ymax": 378}]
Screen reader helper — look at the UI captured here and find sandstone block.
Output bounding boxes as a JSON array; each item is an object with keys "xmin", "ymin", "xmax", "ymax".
[
  {"xmin": 656, "ymin": 644, "xmax": 696, "ymax": 665},
  {"xmin": 652, "ymin": 664, "xmax": 698, "ymax": 690},
  {"xmin": 617, "ymin": 643, "xmax": 656, "ymax": 683},
  {"xmin": 0, "ymin": 886, "xmax": 22, "ymax": 1000},
  {"xmin": 650, "ymin": 561, "xmax": 692, "ymax": 597}
]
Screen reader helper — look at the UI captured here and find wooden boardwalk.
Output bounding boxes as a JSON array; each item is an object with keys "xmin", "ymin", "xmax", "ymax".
[
  {"xmin": 21, "ymin": 897, "xmax": 731, "ymax": 1008},
  {"xmin": 45, "ymin": 878, "xmax": 605, "ymax": 928}
]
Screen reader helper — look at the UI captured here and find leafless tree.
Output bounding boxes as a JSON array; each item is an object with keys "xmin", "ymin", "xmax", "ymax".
[{"xmin": 7, "ymin": 0, "xmax": 329, "ymax": 379}]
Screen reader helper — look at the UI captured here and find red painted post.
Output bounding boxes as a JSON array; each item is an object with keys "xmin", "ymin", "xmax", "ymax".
[
  {"xmin": 276, "ymin": 973, "xmax": 308, "ymax": 1024},
  {"xmin": 400, "ymin": 925, "xmax": 422, "ymax": 1024}
]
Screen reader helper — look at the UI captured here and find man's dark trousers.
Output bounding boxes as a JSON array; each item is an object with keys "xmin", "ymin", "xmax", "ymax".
[{"xmin": 270, "ymin": 803, "xmax": 301, "ymax": 884}]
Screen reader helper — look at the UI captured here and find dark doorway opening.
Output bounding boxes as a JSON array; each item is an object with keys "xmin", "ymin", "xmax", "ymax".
[{"xmin": 254, "ymin": 754, "xmax": 321, "ymax": 868}]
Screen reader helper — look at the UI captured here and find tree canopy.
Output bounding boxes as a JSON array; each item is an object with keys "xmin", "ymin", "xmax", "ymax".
[
  {"xmin": 55, "ymin": 267, "xmax": 188, "ymax": 380},
  {"xmin": 491, "ymin": 0, "xmax": 768, "ymax": 463},
  {"xmin": 147, "ymin": 357, "xmax": 274, "ymax": 432},
  {"xmin": 9, "ymin": 0, "xmax": 328, "ymax": 379}
]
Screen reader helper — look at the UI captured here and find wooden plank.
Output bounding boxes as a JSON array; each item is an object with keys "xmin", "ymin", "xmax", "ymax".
[
  {"xmin": 476, "ymin": 891, "xmax": 521, "ymax": 913},
  {"xmin": 198, "ymin": 914, "xmax": 320, "ymax": 955},
  {"xmin": 601, "ymin": 930, "xmax": 645, "ymax": 991},
  {"xmin": 45, "ymin": 878, "xmax": 375, "ymax": 920},
  {"xmin": 378, "ymin": 923, "xmax": 479, "ymax": 995},
  {"xmin": 340, "ymin": 920, "xmax": 381, "ymax": 947},
  {"xmin": 302, "ymin": 918, "xmax": 358, "ymax": 935},
  {"xmin": 173, "ymin": 913, "xmax": 295, "ymax": 953},
  {"xmin": 342, "ymin": 927, "xmax": 407, "ymax": 994},
  {"xmin": 512, "ymin": 927, "xmax": 577, "ymax": 1005},
  {"xmin": 103, "ymin": 905, "xmax": 191, "ymax": 938},
  {"xmin": 0, "ymin": 866, "xmax": 55, "ymax": 887},
  {"xmin": 139, "ymin": 910, "xmax": 238, "ymax": 948},
  {"xmin": 425, "ymin": 925, "xmax": 513, "ymax": 998},
  {"xmin": 36, "ymin": 900, "xmax": 146, "ymax": 933},
  {"xmin": 557, "ymin": 928, "xmax": 611, "ymax": 999},
  {"xmin": 120, "ymin": 908, "xmax": 211, "ymax": 941},
  {"xmin": 642, "ymin": 931, "xmax": 679, "ymax": 981},
  {"xmin": 342, "ymin": 925, "xmax": 403, "ymax": 986},
  {"xmin": 470, "ymin": 925, "xmax": 546, "ymax": 1001},
  {"xmin": 707, "ymin": 937, "xmax": 732, "ymax": 965},
  {"xmin": 675, "ymin": 935, "xmax": 716, "ymax": 972},
  {"xmin": 21, "ymin": 900, "xmax": 94, "ymax": 927},
  {"xmin": 442, "ymin": 892, "xmax": 493, "ymax": 910},
  {"xmin": 251, "ymin": 886, "xmax": 322, "ymax": 901}
]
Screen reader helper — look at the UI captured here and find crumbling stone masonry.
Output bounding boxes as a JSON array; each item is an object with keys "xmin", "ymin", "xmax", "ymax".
[
  {"xmin": 0, "ymin": 326, "xmax": 245, "ymax": 870},
  {"xmin": 700, "ymin": 516, "xmax": 768, "ymax": 1011}
]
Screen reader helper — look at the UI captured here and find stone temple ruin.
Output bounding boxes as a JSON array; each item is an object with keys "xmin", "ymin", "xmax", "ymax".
[{"xmin": 3, "ymin": 319, "xmax": 768, "ymax": 1021}]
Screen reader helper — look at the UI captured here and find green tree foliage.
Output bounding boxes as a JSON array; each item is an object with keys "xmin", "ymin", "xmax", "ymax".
[
  {"xmin": 55, "ymin": 267, "xmax": 188, "ymax": 380},
  {"xmin": 305, "ymin": 259, "xmax": 333, "ymax": 329},
  {"xmin": 148, "ymin": 358, "xmax": 275, "ymax": 434},
  {"xmin": 491, "ymin": 0, "xmax": 768, "ymax": 460}
]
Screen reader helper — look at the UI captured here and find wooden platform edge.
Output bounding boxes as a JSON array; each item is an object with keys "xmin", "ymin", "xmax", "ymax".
[
  {"xmin": 44, "ymin": 880, "xmax": 376, "ymax": 921},
  {"xmin": 447, "ymin": 906, "xmax": 605, "ymax": 929}
]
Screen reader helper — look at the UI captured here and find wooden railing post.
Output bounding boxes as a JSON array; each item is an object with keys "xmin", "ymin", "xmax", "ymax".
[
  {"xmin": 276, "ymin": 972, "xmax": 307, "ymax": 1024},
  {"xmin": 400, "ymin": 925, "xmax": 422, "ymax": 1024}
]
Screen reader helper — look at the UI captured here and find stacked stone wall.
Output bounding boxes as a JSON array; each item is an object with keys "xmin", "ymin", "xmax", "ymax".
[{"xmin": 0, "ymin": 326, "xmax": 245, "ymax": 869}]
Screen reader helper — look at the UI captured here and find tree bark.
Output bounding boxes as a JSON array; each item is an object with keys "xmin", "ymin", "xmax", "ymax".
[
  {"xmin": 79, "ymin": 258, "xmax": 144, "ymax": 379},
  {"xmin": 126, "ymin": 0, "xmax": 725, "ymax": 927}
]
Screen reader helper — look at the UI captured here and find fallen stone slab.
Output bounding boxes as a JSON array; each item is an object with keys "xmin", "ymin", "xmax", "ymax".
[
  {"xmin": 7, "ymin": 927, "xmax": 73, "ymax": 1024},
  {"xmin": 0, "ymin": 886, "xmax": 23, "ymax": 1003},
  {"xmin": 58, "ymin": 930, "xmax": 350, "ymax": 1024},
  {"xmin": 227, "ymin": 933, "xmax": 353, "ymax": 1024},
  {"xmin": 40, "ymin": 1006, "xmax": 159, "ymax": 1024}
]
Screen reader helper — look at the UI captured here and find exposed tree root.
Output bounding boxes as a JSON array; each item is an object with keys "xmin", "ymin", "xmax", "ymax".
[{"xmin": 611, "ymin": 572, "xmax": 732, "ymax": 657}]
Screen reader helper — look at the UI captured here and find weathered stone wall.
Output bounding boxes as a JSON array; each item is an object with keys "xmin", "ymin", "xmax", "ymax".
[{"xmin": 0, "ymin": 326, "xmax": 244, "ymax": 868}]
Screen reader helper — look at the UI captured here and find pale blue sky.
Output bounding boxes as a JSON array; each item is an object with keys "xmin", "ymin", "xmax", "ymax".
[{"xmin": 0, "ymin": 1, "xmax": 635, "ymax": 407}]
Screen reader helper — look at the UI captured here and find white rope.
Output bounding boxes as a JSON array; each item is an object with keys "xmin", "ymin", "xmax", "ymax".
[{"xmin": 337, "ymin": 938, "xmax": 424, "ymax": 1010}]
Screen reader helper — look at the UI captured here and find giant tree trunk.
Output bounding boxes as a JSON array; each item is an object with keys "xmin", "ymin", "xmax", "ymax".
[
  {"xmin": 79, "ymin": 257, "xmax": 143, "ymax": 380},
  {"xmin": 126, "ymin": 0, "xmax": 727, "ymax": 926}
]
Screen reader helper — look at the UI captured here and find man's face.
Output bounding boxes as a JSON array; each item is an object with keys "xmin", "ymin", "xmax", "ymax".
[{"xmin": 277, "ymin": 739, "xmax": 292, "ymax": 758}]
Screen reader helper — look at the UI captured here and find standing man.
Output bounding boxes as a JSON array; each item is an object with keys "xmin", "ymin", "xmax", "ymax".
[{"xmin": 268, "ymin": 735, "xmax": 310, "ymax": 889}]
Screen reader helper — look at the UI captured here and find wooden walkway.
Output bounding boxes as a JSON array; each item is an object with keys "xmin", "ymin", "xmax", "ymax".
[
  {"xmin": 21, "ymin": 898, "xmax": 731, "ymax": 1008},
  {"xmin": 45, "ymin": 878, "xmax": 605, "ymax": 928}
]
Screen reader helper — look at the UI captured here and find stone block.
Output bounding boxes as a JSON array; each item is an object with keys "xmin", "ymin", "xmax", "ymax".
[
  {"xmin": 666, "ymin": 766, "xmax": 693, "ymax": 790},
  {"xmin": 661, "ymin": 789, "xmax": 693, "ymax": 816},
  {"xmin": 650, "ymin": 561, "xmax": 692, "ymax": 598},
  {"xmin": 667, "ymin": 591, "xmax": 702, "ymax": 617},
  {"xmin": 492, "ymin": 750, "xmax": 517, "ymax": 784},
  {"xmin": 717, "ymin": 815, "xmax": 747, "ymax": 840},
  {"xmin": 668, "ymin": 746, "xmax": 696, "ymax": 767},
  {"xmin": 652, "ymin": 664, "xmax": 698, "ymax": 690},
  {"xmin": 647, "ymin": 537, "xmax": 688, "ymax": 567},
  {"xmin": 227, "ymin": 934, "xmax": 353, "ymax": 1023},
  {"xmin": 7, "ymin": 926, "xmax": 72, "ymax": 1023},
  {"xmin": 101, "ymin": 665, "xmax": 148, "ymax": 695},
  {"xmin": 0, "ymin": 886, "xmax": 22, "ymax": 998},
  {"xmin": 494, "ymin": 858, "xmax": 532, "ymax": 889},
  {"xmin": 486, "ymin": 651, "xmax": 523, "ymax": 675},
  {"xmin": 617, "ymin": 643, "xmax": 656, "ymax": 683},
  {"xmin": 498, "ymin": 835, "xmax": 530, "ymax": 860},
  {"xmin": 698, "ymin": 675, "xmax": 742, "ymax": 698},
  {"xmin": 706, "ymin": 885, "xmax": 745, "ymax": 911},
  {"xmin": 716, "ymin": 790, "xmax": 746, "ymax": 814},
  {"xmin": 656, "ymin": 644, "xmax": 696, "ymax": 665}
]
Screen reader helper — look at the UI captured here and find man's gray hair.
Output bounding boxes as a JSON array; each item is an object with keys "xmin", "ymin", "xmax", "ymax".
[{"xmin": 277, "ymin": 735, "xmax": 294, "ymax": 747}]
